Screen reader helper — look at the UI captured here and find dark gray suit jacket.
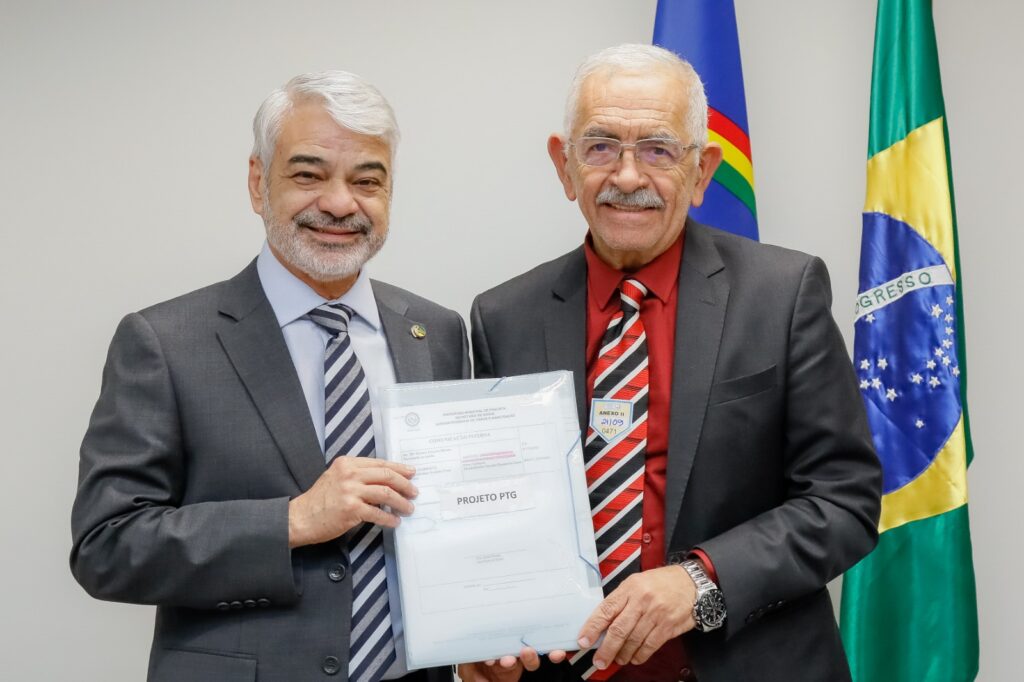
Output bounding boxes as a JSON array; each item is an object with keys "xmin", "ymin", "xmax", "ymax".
[
  {"xmin": 71, "ymin": 261, "xmax": 467, "ymax": 682},
  {"xmin": 471, "ymin": 221, "xmax": 881, "ymax": 682}
]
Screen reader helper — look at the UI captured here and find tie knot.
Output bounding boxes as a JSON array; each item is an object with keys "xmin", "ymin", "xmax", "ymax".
[
  {"xmin": 308, "ymin": 302, "xmax": 355, "ymax": 336},
  {"xmin": 619, "ymin": 278, "xmax": 648, "ymax": 306}
]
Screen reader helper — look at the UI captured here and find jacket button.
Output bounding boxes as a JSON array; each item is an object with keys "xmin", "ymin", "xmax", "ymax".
[
  {"xmin": 679, "ymin": 667, "xmax": 696, "ymax": 682},
  {"xmin": 257, "ymin": 598, "xmax": 270, "ymax": 608},
  {"xmin": 216, "ymin": 601, "xmax": 230, "ymax": 611},
  {"xmin": 230, "ymin": 601, "xmax": 243, "ymax": 610},
  {"xmin": 322, "ymin": 656, "xmax": 341, "ymax": 675},
  {"xmin": 641, "ymin": 532, "xmax": 653, "ymax": 544},
  {"xmin": 328, "ymin": 564, "xmax": 346, "ymax": 582},
  {"xmin": 244, "ymin": 600, "xmax": 256, "ymax": 608}
]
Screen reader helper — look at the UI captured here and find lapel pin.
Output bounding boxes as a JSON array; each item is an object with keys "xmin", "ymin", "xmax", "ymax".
[{"xmin": 410, "ymin": 324, "xmax": 427, "ymax": 339}]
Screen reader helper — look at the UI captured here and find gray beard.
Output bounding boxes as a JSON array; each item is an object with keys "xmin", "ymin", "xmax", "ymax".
[{"xmin": 263, "ymin": 199, "xmax": 386, "ymax": 282}]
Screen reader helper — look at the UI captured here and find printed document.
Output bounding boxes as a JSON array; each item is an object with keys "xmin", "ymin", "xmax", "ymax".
[{"xmin": 375, "ymin": 371, "xmax": 603, "ymax": 669}]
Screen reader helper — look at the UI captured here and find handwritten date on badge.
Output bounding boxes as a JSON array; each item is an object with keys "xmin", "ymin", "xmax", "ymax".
[{"xmin": 590, "ymin": 399, "xmax": 633, "ymax": 442}]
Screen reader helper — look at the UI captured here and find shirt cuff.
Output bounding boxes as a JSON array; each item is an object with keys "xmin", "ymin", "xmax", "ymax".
[{"xmin": 688, "ymin": 548, "xmax": 718, "ymax": 585}]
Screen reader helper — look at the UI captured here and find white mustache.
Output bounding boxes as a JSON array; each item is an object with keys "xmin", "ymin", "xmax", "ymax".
[{"xmin": 597, "ymin": 187, "xmax": 665, "ymax": 209}]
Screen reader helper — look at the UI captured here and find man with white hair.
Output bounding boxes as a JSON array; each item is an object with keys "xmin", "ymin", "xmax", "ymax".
[
  {"xmin": 468, "ymin": 45, "xmax": 881, "ymax": 682},
  {"xmin": 71, "ymin": 71, "xmax": 466, "ymax": 682}
]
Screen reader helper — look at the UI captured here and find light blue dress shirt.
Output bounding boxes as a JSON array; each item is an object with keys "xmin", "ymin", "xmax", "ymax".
[{"xmin": 257, "ymin": 243, "xmax": 409, "ymax": 679}]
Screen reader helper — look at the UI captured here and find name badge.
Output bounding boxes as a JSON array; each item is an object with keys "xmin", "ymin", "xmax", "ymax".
[{"xmin": 589, "ymin": 399, "xmax": 633, "ymax": 443}]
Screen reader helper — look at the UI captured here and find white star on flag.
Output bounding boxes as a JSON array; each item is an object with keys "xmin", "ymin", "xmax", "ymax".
[
  {"xmin": 871, "ymin": 377, "xmax": 883, "ymax": 389},
  {"xmin": 942, "ymin": 339, "xmax": 953, "ymax": 349},
  {"xmin": 929, "ymin": 376, "xmax": 941, "ymax": 388},
  {"xmin": 860, "ymin": 380, "xmax": 870, "ymax": 390},
  {"xmin": 945, "ymin": 314, "xmax": 954, "ymax": 322},
  {"xmin": 886, "ymin": 388, "xmax": 898, "ymax": 401},
  {"xmin": 926, "ymin": 359, "xmax": 937, "ymax": 370},
  {"xmin": 866, "ymin": 313, "xmax": 876, "ymax": 323},
  {"xmin": 952, "ymin": 367, "xmax": 961, "ymax": 377},
  {"xmin": 946, "ymin": 296, "xmax": 954, "ymax": 305},
  {"xmin": 915, "ymin": 419, "xmax": 925, "ymax": 429},
  {"xmin": 942, "ymin": 355, "xmax": 951, "ymax": 366},
  {"xmin": 877, "ymin": 358, "xmax": 889, "ymax": 370},
  {"xmin": 860, "ymin": 359, "xmax": 871, "ymax": 370},
  {"xmin": 945, "ymin": 327, "xmax": 954, "ymax": 335},
  {"xmin": 911, "ymin": 373, "xmax": 924, "ymax": 384},
  {"xmin": 931, "ymin": 305, "xmax": 943, "ymax": 317},
  {"xmin": 934, "ymin": 347, "xmax": 945, "ymax": 357}
]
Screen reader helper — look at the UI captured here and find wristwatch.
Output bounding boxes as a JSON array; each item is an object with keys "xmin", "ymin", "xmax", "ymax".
[{"xmin": 680, "ymin": 559, "xmax": 727, "ymax": 632}]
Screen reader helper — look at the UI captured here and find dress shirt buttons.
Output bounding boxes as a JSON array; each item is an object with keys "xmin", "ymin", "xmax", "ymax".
[
  {"xmin": 257, "ymin": 598, "xmax": 270, "ymax": 608},
  {"xmin": 642, "ymin": 532, "xmax": 653, "ymax": 544},
  {"xmin": 243, "ymin": 599, "xmax": 256, "ymax": 609},
  {"xmin": 216, "ymin": 601, "xmax": 230, "ymax": 611},
  {"xmin": 230, "ymin": 601, "xmax": 243, "ymax": 610},
  {"xmin": 328, "ymin": 564, "xmax": 347, "ymax": 582},
  {"xmin": 322, "ymin": 656, "xmax": 341, "ymax": 675}
]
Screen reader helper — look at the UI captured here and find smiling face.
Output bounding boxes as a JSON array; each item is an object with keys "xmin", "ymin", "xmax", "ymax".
[
  {"xmin": 548, "ymin": 66, "xmax": 721, "ymax": 271},
  {"xmin": 248, "ymin": 100, "xmax": 392, "ymax": 298}
]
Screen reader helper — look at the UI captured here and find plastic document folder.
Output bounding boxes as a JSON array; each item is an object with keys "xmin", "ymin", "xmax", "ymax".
[{"xmin": 375, "ymin": 371, "xmax": 603, "ymax": 669}]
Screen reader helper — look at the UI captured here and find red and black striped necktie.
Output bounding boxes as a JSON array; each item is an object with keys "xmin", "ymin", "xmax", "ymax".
[{"xmin": 571, "ymin": 278, "xmax": 649, "ymax": 680}]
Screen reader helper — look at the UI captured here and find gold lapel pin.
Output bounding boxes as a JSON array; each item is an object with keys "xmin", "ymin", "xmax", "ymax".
[{"xmin": 410, "ymin": 324, "xmax": 427, "ymax": 339}]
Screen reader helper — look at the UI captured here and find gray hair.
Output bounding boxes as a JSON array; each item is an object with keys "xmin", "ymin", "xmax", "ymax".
[
  {"xmin": 251, "ymin": 71, "xmax": 400, "ymax": 169},
  {"xmin": 563, "ymin": 44, "xmax": 708, "ymax": 147}
]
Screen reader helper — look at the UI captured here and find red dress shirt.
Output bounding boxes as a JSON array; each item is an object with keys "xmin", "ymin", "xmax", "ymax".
[{"xmin": 584, "ymin": 236, "xmax": 710, "ymax": 682}]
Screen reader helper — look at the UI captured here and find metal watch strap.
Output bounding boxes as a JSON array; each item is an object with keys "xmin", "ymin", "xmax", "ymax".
[
  {"xmin": 681, "ymin": 559, "xmax": 716, "ymax": 592},
  {"xmin": 681, "ymin": 559, "xmax": 725, "ymax": 632}
]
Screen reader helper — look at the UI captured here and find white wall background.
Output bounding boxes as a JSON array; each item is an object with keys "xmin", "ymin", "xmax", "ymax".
[{"xmin": 1, "ymin": 1, "xmax": 1018, "ymax": 679}]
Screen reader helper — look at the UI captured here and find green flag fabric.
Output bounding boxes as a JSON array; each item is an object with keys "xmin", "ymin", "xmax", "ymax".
[{"xmin": 840, "ymin": 1, "xmax": 979, "ymax": 680}]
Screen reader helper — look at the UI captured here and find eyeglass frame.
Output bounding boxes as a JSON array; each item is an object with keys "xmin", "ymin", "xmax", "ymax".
[{"xmin": 567, "ymin": 136, "xmax": 703, "ymax": 169}]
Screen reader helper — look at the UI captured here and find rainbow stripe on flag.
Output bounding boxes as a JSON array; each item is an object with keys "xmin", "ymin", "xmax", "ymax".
[
  {"xmin": 654, "ymin": 0, "xmax": 758, "ymax": 240},
  {"xmin": 840, "ymin": 1, "xmax": 979, "ymax": 680}
]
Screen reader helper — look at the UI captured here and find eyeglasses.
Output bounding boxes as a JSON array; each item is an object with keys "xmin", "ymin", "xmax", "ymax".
[{"xmin": 570, "ymin": 137, "xmax": 701, "ymax": 169}]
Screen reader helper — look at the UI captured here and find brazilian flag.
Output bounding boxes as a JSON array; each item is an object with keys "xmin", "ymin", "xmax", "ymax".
[
  {"xmin": 840, "ymin": 1, "xmax": 979, "ymax": 680},
  {"xmin": 653, "ymin": 0, "xmax": 758, "ymax": 240}
]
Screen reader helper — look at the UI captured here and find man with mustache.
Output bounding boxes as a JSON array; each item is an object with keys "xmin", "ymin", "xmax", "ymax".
[
  {"xmin": 71, "ymin": 71, "xmax": 467, "ymax": 682},
  {"xmin": 467, "ymin": 45, "xmax": 881, "ymax": 682}
]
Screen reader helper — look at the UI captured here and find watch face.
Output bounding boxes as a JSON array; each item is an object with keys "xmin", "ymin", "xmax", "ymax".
[{"xmin": 696, "ymin": 590, "xmax": 727, "ymax": 628}]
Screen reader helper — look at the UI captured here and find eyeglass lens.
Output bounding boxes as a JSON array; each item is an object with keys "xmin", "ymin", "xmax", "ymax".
[{"xmin": 576, "ymin": 137, "xmax": 688, "ymax": 168}]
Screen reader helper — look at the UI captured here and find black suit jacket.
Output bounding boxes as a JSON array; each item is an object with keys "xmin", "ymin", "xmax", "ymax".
[
  {"xmin": 470, "ymin": 221, "xmax": 881, "ymax": 681},
  {"xmin": 71, "ymin": 261, "xmax": 466, "ymax": 682}
]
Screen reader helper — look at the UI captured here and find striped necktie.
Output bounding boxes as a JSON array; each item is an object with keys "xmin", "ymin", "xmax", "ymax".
[
  {"xmin": 570, "ymin": 279, "xmax": 650, "ymax": 680},
  {"xmin": 308, "ymin": 303, "xmax": 396, "ymax": 682}
]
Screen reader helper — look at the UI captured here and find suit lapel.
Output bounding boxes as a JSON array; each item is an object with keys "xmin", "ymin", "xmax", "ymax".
[
  {"xmin": 664, "ymin": 221, "xmax": 729, "ymax": 548},
  {"xmin": 372, "ymin": 281, "xmax": 434, "ymax": 384},
  {"xmin": 545, "ymin": 248, "xmax": 589, "ymax": 430},
  {"xmin": 216, "ymin": 261, "xmax": 325, "ymax": 492}
]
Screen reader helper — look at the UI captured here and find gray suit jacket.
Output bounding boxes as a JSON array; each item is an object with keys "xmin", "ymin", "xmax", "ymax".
[
  {"xmin": 471, "ymin": 221, "xmax": 881, "ymax": 682},
  {"xmin": 71, "ymin": 261, "xmax": 467, "ymax": 682}
]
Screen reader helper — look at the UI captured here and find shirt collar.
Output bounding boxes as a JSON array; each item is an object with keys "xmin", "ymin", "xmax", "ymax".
[
  {"xmin": 583, "ymin": 232, "xmax": 684, "ymax": 309},
  {"xmin": 256, "ymin": 242, "xmax": 381, "ymax": 330}
]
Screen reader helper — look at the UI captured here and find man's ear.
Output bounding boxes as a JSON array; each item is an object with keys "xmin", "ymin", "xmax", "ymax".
[
  {"xmin": 689, "ymin": 142, "xmax": 724, "ymax": 208},
  {"xmin": 547, "ymin": 134, "xmax": 577, "ymax": 202},
  {"xmin": 248, "ymin": 156, "xmax": 266, "ymax": 216}
]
